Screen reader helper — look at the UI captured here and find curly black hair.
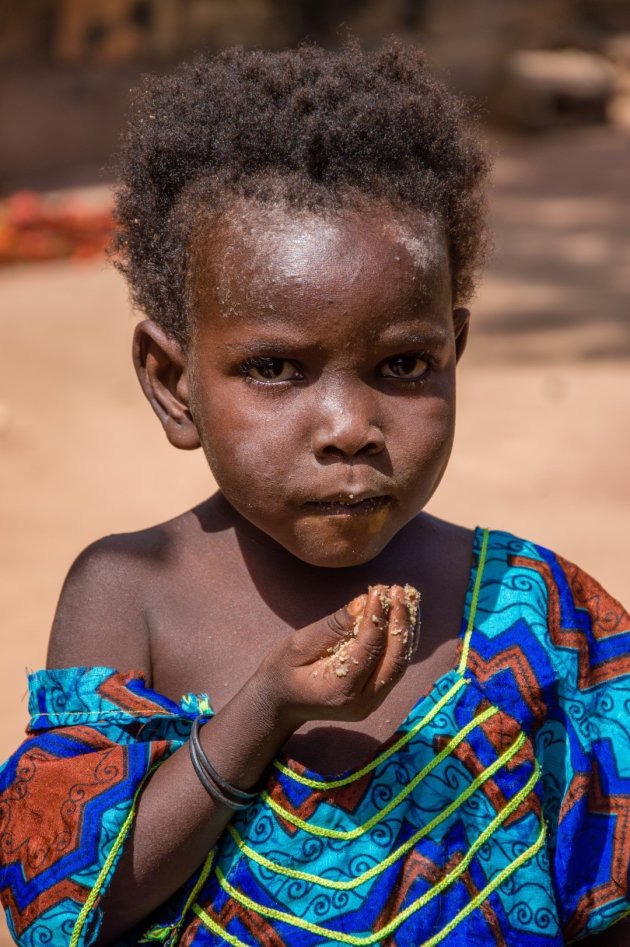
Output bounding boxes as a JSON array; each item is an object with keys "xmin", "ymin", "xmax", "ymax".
[{"xmin": 113, "ymin": 41, "xmax": 490, "ymax": 347}]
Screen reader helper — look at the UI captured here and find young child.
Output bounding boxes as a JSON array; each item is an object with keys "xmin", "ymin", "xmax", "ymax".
[{"xmin": 1, "ymin": 42, "xmax": 629, "ymax": 947}]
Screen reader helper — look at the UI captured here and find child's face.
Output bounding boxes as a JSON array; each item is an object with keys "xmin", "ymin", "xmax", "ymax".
[{"xmin": 184, "ymin": 199, "xmax": 468, "ymax": 568}]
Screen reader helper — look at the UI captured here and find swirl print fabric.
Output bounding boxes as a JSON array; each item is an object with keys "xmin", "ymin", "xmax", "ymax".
[{"xmin": 1, "ymin": 528, "xmax": 629, "ymax": 945}]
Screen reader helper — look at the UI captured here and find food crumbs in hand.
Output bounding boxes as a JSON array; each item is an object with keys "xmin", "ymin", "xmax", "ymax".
[
  {"xmin": 400, "ymin": 585, "xmax": 421, "ymax": 659},
  {"xmin": 403, "ymin": 584, "xmax": 421, "ymax": 628},
  {"xmin": 326, "ymin": 631, "xmax": 360, "ymax": 677},
  {"xmin": 379, "ymin": 591, "xmax": 392, "ymax": 611}
]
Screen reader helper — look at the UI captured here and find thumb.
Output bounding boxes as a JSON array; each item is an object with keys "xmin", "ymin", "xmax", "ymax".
[{"xmin": 293, "ymin": 594, "xmax": 367, "ymax": 661}]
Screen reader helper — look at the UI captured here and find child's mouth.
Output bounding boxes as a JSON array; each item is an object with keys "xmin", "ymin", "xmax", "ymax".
[{"xmin": 304, "ymin": 495, "xmax": 392, "ymax": 516}]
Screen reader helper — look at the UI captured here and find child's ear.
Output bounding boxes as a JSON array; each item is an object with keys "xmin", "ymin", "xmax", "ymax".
[
  {"xmin": 453, "ymin": 308, "xmax": 470, "ymax": 363},
  {"xmin": 132, "ymin": 320, "xmax": 201, "ymax": 450}
]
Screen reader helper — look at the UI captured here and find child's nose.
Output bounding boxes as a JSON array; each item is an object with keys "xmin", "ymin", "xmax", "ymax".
[{"xmin": 310, "ymin": 385, "xmax": 385, "ymax": 460}]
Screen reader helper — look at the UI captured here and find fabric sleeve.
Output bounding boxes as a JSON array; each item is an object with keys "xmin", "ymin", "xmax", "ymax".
[
  {"xmin": 534, "ymin": 556, "xmax": 630, "ymax": 942},
  {"xmin": 0, "ymin": 667, "xmax": 209, "ymax": 947}
]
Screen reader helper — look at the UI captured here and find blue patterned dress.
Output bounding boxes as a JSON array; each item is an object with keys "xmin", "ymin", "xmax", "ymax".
[{"xmin": 1, "ymin": 528, "xmax": 629, "ymax": 945}]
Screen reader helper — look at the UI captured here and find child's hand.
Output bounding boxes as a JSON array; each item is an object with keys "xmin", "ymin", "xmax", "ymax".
[{"xmin": 259, "ymin": 585, "xmax": 420, "ymax": 726}]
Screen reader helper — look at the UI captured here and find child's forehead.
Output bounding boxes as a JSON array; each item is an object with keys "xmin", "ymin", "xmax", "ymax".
[{"xmin": 189, "ymin": 198, "xmax": 450, "ymax": 320}]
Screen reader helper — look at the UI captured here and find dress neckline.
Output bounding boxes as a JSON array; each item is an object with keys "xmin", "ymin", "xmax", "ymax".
[{"xmin": 267, "ymin": 525, "xmax": 490, "ymax": 786}]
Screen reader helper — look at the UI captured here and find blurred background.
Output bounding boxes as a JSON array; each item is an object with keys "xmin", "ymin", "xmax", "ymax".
[{"xmin": 1, "ymin": 3, "xmax": 629, "ymax": 940}]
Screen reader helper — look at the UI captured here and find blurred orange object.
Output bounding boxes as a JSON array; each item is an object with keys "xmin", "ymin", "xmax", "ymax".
[{"xmin": 0, "ymin": 190, "xmax": 113, "ymax": 264}]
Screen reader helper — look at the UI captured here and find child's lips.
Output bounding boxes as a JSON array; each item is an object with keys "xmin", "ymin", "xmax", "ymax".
[{"xmin": 303, "ymin": 495, "xmax": 392, "ymax": 516}]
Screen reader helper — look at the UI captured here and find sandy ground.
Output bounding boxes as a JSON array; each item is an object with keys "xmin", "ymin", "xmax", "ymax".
[{"xmin": 0, "ymin": 126, "xmax": 629, "ymax": 943}]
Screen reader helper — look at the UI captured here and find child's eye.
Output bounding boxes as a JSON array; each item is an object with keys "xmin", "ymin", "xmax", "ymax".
[
  {"xmin": 241, "ymin": 358, "xmax": 302, "ymax": 383},
  {"xmin": 380, "ymin": 354, "xmax": 430, "ymax": 381}
]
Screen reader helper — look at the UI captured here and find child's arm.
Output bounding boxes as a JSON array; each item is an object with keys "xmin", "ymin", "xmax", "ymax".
[
  {"xmin": 588, "ymin": 921, "xmax": 630, "ymax": 945},
  {"xmin": 47, "ymin": 544, "xmax": 417, "ymax": 944}
]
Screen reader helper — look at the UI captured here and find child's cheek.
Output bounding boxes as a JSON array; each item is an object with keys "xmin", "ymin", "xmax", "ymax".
[
  {"xmin": 393, "ymin": 391, "xmax": 455, "ymax": 482},
  {"xmin": 199, "ymin": 419, "xmax": 296, "ymax": 515},
  {"xmin": 386, "ymin": 396, "xmax": 454, "ymax": 506}
]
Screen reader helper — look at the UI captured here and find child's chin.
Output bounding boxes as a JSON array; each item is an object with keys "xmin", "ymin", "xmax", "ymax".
[
  {"xmin": 286, "ymin": 530, "xmax": 393, "ymax": 569},
  {"xmin": 282, "ymin": 507, "xmax": 402, "ymax": 567}
]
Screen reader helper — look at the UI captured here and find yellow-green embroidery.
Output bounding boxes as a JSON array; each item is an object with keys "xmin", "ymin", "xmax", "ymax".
[
  {"xmin": 204, "ymin": 760, "xmax": 542, "ymax": 946},
  {"xmin": 262, "ymin": 703, "xmax": 499, "ymax": 840},
  {"xmin": 228, "ymin": 730, "xmax": 527, "ymax": 891}
]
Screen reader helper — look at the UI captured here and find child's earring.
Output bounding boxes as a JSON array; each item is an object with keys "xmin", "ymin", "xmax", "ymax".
[{"xmin": 132, "ymin": 320, "xmax": 202, "ymax": 451}]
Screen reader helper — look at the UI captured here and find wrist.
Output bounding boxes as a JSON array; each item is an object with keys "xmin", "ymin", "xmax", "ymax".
[
  {"xmin": 252, "ymin": 654, "xmax": 305, "ymax": 735},
  {"xmin": 196, "ymin": 671, "xmax": 296, "ymax": 793}
]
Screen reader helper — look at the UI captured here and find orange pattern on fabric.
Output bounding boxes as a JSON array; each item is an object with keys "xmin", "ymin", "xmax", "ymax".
[
  {"xmin": 465, "ymin": 645, "xmax": 547, "ymax": 723},
  {"xmin": 266, "ymin": 769, "xmax": 373, "ymax": 836},
  {"xmin": 197, "ymin": 896, "xmax": 286, "ymax": 946},
  {"xmin": 433, "ymin": 725, "xmax": 540, "ymax": 828},
  {"xmin": 511, "ymin": 557, "xmax": 630, "ymax": 690},
  {"xmin": 0, "ymin": 741, "xmax": 124, "ymax": 880},
  {"xmin": 0, "ymin": 878, "xmax": 89, "ymax": 937},
  {"xmin": 96, "ymin": 671, "xmax": 173, "ymax": 717},
  {"xmin": 563, "ymin": 758, "xmax": 630, "ymax": 940}
]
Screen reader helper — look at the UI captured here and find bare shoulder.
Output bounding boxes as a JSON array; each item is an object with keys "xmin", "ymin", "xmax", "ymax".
[{"xmin": 47, "ymin": 509, "xmax": 202, "ymax": 680}]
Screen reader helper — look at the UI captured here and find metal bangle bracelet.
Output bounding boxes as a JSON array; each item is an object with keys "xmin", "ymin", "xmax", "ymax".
[
  {"xmin": 191, "ymin": 716, "xmax": 260, "ymax": 802},
  {"xmin": 189, "ymin": 724, "xmax": 251, "ymax": 810},
  {"xmin": 190, "ymin": 716, "xmax": 260, "ymax": 807}
]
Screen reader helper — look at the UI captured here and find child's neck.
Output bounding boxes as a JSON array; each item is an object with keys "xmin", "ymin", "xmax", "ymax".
[{"xmin": 192, "ymin": 492, "xmax": 471, "ymax": 630}]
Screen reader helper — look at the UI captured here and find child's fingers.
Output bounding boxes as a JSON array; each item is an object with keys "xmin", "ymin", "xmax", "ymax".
[
  {"xmin": 368, "ymin": 584, "xmax": 420, "ymax": 693},
  {"xmin": 291, "ymin": 594, "xmax": 368, "ymax": 663},
  {"xmin": 293, "ymin": 587, "xmax": 390, "ymax": 686},
  {"xmin": 339, "ymin": 585, "xmax": 390, "ymax": 685}
]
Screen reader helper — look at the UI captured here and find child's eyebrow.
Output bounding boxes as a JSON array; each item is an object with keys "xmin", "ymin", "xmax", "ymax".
[
  {"xmin": 219, "ymin": 338, "xmax": 310, "ymax": 356},
  {"xmin": 218, "ymin": 326, "xmax": 451, "ymax": 357},
  {"xmin": 376, "ymin": 325, "xmax": 452, "ymax": 348}
]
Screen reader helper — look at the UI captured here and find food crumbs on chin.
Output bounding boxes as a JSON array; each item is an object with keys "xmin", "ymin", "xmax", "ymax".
[{"xmin": 334, "ymin": 666, "xmax": 349, "ymax": 677}]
